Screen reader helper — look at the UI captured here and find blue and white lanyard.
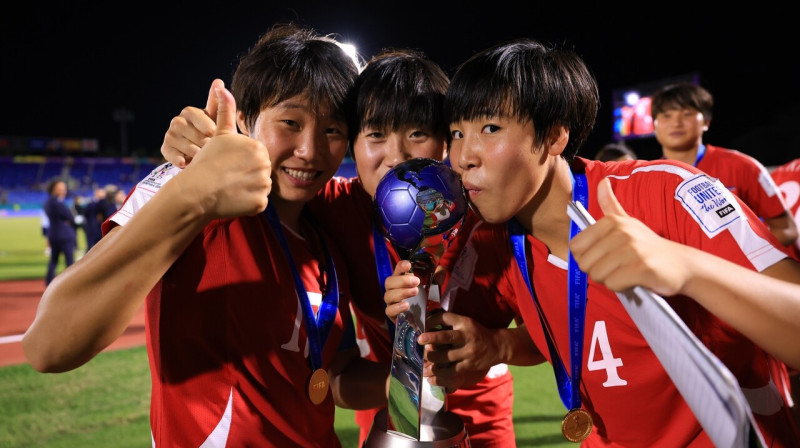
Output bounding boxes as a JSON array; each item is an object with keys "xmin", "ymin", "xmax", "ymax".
[
  {"xmin": 509, "ymin": 172, "xmax": 589, "ymax": 411},
  {"xmin": 264, "ymin": 202, "xmax": 339, "ymax": 371}
]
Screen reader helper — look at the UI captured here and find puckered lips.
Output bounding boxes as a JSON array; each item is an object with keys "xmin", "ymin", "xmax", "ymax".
[{"xmin": 460, "ymin": 179, "xmax": 481, "ymax": 201}]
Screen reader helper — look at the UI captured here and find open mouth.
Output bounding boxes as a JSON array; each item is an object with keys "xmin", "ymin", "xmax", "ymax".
[{"xmin": 283, "ymin": 167, "xmax": 320, "ymax": 182}]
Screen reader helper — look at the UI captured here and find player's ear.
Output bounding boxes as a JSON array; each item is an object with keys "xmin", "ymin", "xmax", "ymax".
[
  {"xmin": 547, "ymin": 125, "xmax": 569, "ymax": 156},
  {"xmin": 236, "ymin": 111, "xmax": 250, "ymax": 136}
]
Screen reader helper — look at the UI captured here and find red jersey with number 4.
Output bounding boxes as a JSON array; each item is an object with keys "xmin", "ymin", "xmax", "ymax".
[{"xmin": 467, "ymin": 157, "xmax": 798, "ymax": 447}]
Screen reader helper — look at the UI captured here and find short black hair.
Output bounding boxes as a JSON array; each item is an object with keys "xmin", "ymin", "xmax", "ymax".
[
  {"xmin": 445, "ymin": 38, "xmax": 599, "ymax": 161},
  {"xmin": 650, "ymin": 82, "xmax": 713, "ymax": 121},
  {"xmin": 231, "ymin": 23, "xmax": 360, "ymax": 132},
  {"xmin": 348, "ymin": 48, "xmax": 449, "ymax": 149}
]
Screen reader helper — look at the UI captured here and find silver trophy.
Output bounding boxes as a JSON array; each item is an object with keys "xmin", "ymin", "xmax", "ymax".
[{"xmin": 366, "ymin": 158, "xmax": 470, "ymax": 447}]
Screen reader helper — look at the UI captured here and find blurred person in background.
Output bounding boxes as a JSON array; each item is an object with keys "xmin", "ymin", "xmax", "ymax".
[
  {"xmin": 595, "ymin": 142, "xmax": 637, "ymax": 162},
  {"xmin": 651, "ymin": 82, "xmax": 798, "ymax": 247},
  {"xmin": 771, "ymin": 157, "xmax": 800, "ymax": 259},
  {"xmin": 43, "ymin": 179, "xmax": 80, "ymax": 285},
  {"xmin": 40, "ymin": 208, "xmax": 51, "ymax": 256},
  {"xmin": 81, "ymin": 187, "xmax": 110, "ymax": 251},
  {"xmin": 112, "ymin": 188, "xmax": 126, "ymax": 210}
]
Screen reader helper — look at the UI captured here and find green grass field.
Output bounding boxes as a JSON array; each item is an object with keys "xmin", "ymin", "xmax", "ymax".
[{"xmin": 0, "ymin": 217, "xmax": 573, "ymax": 447}]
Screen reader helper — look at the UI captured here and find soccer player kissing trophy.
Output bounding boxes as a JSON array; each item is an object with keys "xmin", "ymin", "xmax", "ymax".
[{"xmin": 364, "ymin": 158, "xmax": 470, "ymax": 448}]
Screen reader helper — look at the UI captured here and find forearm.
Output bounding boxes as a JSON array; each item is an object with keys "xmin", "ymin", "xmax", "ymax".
[
  {"xmin": 681, "ymin": 251, "xmax": 800, "ymax": 371},
  {"xmin": 766, "ymin": 213, "xmax": 799, "ymax": 247},
  {"xmin": 330, "ymin": 349, "xmax": 390, "ymax": 410},
  {"xmin": 23, "ymin": 179, "xmax": 210, "ymax": 372},
  {"xmin": 491, "ymin": 323, "xmax": 545, "ymax": 367}
]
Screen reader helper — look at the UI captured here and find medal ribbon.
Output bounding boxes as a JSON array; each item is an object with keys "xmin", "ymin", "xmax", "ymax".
[
  {"xmin": 508, "ymin": 171, "xmax": 589, "ymax": 412},
  {"xmin": 372, "ymin": 223, "xmax": 397, "ymax": 341},
  {"xmin": 264, "ymin": 202, "xmax": 339, "ymax": 371}
]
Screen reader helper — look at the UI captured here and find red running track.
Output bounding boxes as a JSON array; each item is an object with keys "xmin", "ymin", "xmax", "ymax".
[{"xmin": 0, "ymin": 280, "xmax": 145, "ymax": 368}]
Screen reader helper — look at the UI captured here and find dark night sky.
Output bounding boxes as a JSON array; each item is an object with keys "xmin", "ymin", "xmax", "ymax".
[{"xmin": 2, "ymin": 2, "xmax": 799, "ymax": 166}]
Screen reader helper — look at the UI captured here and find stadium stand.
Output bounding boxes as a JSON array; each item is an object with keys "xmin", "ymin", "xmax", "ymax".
[{"xmin": 0, "ymin": 156, "xmax": 162, "ymax": 214}]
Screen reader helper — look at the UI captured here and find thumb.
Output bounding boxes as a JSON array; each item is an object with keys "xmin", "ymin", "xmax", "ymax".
[
  {"xmin": 204, "ymin": 79, "xmax": 225, "ymax": 121},
  {"xmin": 214, "ymin": 85, "xmax": 237, "ymax": 136},
  {"xmin": 597, "ymin": 177, "xmax": 628, "ymax": 218}
]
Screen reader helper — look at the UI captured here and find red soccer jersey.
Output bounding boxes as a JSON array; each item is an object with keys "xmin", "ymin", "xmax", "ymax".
[
  {"xmin": 771, "ymin": 157, "xmax": 800, "ymax": 259},
  {"xmin": 696, "ymin": 144, "xmax": 789, "ymax": 221},
  {"xmin": 463, "ymin": 157, "xmax": 799, "ymax": 447},
  {"xmin": 106, "ymin": 163, "xmax": 355, "ymax": 448},
  {"xmin": 309, "ymin": 177, "xmax": 518, "ymax": 448}
]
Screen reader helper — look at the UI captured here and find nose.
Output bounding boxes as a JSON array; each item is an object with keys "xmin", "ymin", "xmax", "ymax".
[
  {"xmin": 293, "ymin": 128, "xmax": 327, "ymax": 160},
  {"xmin": 455, "ymin": 135, "xmax": 478, "ymax": 172},
  {"xmin": 384, "ymin": 134, "xmax": 412, "ymax": 168}
]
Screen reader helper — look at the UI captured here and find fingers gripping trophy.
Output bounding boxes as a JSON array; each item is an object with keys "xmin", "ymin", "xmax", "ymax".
[{"xmin": 364, "ymin": 158, "xmax": 471, "ymax": 448}]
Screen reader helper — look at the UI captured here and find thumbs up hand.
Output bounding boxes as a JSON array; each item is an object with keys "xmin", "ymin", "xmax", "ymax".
[
  {"xmin": 569, "ymin": 177, "xmax": 689, "ymax": 297},
  {"xmin": 171, "ymin": 80, "xmax": 272, "ymax": 220},
  {"xmin": 160, "ymin": 79, "xmax": 224, "ymax": 168}
]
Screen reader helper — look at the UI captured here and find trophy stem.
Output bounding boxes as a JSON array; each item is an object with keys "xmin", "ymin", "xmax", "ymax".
[{"xmin": 383, "ymin": 242, "xmax": 451, "ymax": 441}]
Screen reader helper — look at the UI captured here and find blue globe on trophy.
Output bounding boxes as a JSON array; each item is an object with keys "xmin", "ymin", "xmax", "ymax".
[{"xmin": 374, "ymin": 158, "xmax": 466, "ymax": 260}]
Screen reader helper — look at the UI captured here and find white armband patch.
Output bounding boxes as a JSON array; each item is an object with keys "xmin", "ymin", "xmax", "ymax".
[
  {"xmin": 675, "ymin": 174, "xmax": 745, "ymax": 238},
  {"xmin": 140, "ymin": 162, "xmax": 181, "ymax": 190},
  {"xmin": 112, "ymin": 162, "xmax": 183, "ymax": 227}
]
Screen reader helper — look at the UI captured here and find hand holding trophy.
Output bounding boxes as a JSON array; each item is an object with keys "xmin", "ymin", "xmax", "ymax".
[{"xmin": 364, "ymin": 158, "xmax": 471, "ymax": 448}]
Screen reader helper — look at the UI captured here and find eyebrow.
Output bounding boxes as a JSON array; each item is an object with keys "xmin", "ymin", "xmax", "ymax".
[{"xmin": 274, "ymin": 100, "xmax": 310, "ymax": 112}]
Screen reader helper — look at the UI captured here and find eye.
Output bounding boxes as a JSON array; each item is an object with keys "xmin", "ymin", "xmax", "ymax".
[
  {"xmin": 325, "ymin": 126, "xmax": 345, "ymax": 136},
  {"xmin": 450, "ymin": 130, "xmax": 463, "ymax": 140},
  {"xmin": 409, "ymin": 130, "xmax": 429, "ymax": 139},
  {"xmin": 366, "ymin": 131, "xmax": 385, "ymax": 139},
  {"xmin": 281, "ymin": 119, "xmax": 300, "ymax": 128},
  {"xmin": 481, "ymin": 124, "xmax": 501, "ymax": 133}
]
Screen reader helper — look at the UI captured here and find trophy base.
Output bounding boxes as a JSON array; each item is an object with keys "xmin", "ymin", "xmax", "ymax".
[{"xmin": 362, "ymin": 408, "xmax": 470, "ymax": 448}]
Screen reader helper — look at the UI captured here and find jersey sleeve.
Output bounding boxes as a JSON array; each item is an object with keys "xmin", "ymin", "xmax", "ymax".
[
  {"xmin": 604, "ymin": 161, "xmax": 790, "ymax": 272},
  {"xmin": 737, "ymin": 152, "xmax": 789, "ymax": 220},
  {"xmin": 101, "ymin": 162, "xmax": 183, "ymax": 235}
]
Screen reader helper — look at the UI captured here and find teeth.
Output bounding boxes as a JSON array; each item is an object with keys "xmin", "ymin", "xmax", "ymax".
[{"xmin": 284, "ymin": 168, "xmax": 317, "ymax": 181}]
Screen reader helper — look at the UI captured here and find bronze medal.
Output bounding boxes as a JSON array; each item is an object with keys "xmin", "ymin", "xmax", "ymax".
[
  {"xmin": 307, "ymin": 368, "xmax": 329, "ymax": 405},
  {"xmin": 561, "ymin": 408, "xmax": 592, "ymax": 443}
]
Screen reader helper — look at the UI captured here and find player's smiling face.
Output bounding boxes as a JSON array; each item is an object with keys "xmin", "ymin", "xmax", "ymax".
[
  {"xmin": 353, "ymin": 125, "xmax": 446, "ymax": 198},
  {"xmin": 244, "ymin": 94, "xmax": 349, "ymax": 204}
]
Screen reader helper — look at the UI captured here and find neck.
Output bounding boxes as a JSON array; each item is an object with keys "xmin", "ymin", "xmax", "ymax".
[
  {"xmin": 515, "ymin": 157, "xmax": 574, "ymax": 261},
  {"xmin": 662, "ymin": 142, "xmax": 701, "ymax": 166},
  {"xmin": 269, "ymin": 196, "xmax": 306, "ymax": 234}
]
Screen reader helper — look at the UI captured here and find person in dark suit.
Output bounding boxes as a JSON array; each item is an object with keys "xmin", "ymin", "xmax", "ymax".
[
  {"xmin": 82, "ymin": 187, "xmax": 110, "ymax": 251},
  {"xmin": 43, "ymin": 179, "xmax": 78, "ymax": 285}
]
